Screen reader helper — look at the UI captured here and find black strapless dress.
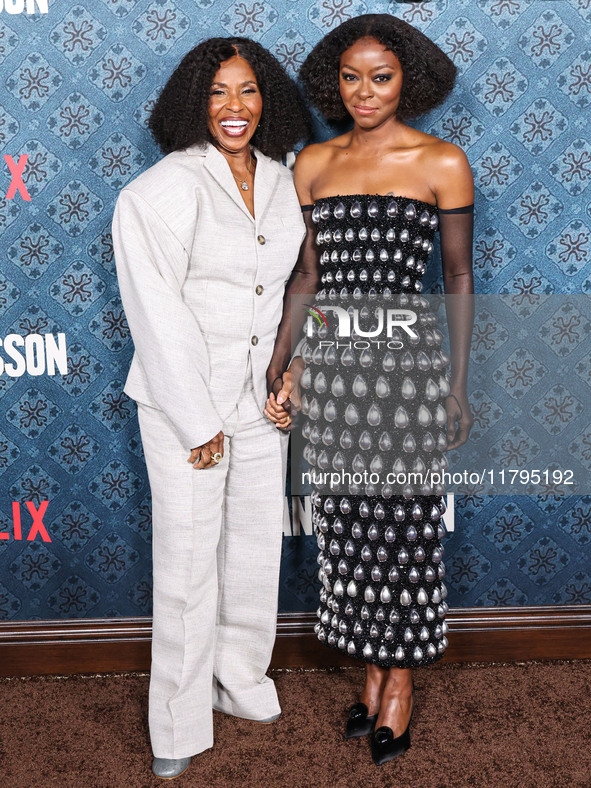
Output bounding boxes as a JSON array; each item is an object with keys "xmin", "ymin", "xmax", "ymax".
[{"xmin": 300, "ymin": 194, "xmax": 450, "ymax": 668}]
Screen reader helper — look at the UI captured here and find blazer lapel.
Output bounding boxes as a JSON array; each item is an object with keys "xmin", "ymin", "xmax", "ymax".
[
  {"xmin": 202, "ymin": 143, "xmax": 255, "ymax": 224},
  {"xmin": 191, "ymin": 142, "xmax": 280, "ymax": 225}
]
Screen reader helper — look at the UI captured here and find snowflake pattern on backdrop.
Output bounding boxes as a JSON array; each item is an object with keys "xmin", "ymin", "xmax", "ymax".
[{"xmin": 0, "ymin": 0, "xmax": 590, "ymax": 618}]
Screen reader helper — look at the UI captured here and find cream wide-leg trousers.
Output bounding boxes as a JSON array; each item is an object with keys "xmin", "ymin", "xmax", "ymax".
[{"xmin": 137, "ymin": 364, "xmax": 289, "ymax": 759}]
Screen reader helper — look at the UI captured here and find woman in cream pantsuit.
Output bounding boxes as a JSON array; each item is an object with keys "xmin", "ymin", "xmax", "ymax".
[{"xmin": 112, "ymin": 37, "xmax": 310, "ymax": 779}]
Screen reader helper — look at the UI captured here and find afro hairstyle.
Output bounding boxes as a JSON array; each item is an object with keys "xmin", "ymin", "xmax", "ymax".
[
  {"xmin": 149, "ymin": 37, "xmax": 312, "ymax": 159},
  {"xmin": 299, "ymin": 14, "xmax": 457, "ymax": 122}
]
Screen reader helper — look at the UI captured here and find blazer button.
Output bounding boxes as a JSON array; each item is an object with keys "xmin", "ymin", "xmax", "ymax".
[
  {"xmin": 255, "ymin": 284, "xmax": 264, "ymax": 295},
  {"xmin": 257, "ymin": 235, "xmax": 266, "ymax": 245},
  {"xmin": 251, "ymin": 335, "xmax": 258, "ymax": 346}
]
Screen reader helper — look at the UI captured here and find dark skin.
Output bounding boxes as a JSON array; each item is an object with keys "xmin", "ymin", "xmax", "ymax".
[
  {"xmin": 188, "ymin": 54, "xmax": 264, "ymax": 469},
  {"xmin": 265, "ymin": 36, "xmax": 475, "ymax": 734}
]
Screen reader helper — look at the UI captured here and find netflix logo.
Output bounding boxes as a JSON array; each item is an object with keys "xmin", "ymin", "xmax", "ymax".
[
  {"xmin": 1, "ymin": 502, "xmax": 51, "ymax": 542},
  {"xmin": 4, "ymin": 155, "xmax": 30, "ymax": 201}
]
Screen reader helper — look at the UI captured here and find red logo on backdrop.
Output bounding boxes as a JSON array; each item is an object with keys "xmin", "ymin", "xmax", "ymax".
[
  {"xmin": 0, "ymin": 501, "xmax": 51, "ymax": 542},
  {"xmin": 4, "ymin": 154, "xmax": 31, "ymax": 201}
]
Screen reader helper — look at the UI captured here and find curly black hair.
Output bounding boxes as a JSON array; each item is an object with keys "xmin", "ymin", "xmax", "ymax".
[
  {"xmin": 299, "ymin": 14, "xmax": 457, "ymax": 122},
  {"xmin": 149, "ymin": 37, "xmax": 312, "ymax": 159}
]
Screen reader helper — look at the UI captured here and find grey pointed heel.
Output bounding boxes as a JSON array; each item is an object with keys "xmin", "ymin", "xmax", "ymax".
[
  {"xmin": 253, "ymin": 712, "xmax": 281, "ymax": 724},
  {"xmin": 152, "ymin": 756, "xmax": 192, "ymax": 779}
]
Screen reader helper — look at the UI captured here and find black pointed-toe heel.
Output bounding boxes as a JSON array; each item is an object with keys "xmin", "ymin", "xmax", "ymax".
[
  {"xmin": 344, "ymin": 702, "xmax": 378, "ymax": 739},
  {"xmin": 370, "ymin": 691, "xmax": 414, "ymax": 766}
]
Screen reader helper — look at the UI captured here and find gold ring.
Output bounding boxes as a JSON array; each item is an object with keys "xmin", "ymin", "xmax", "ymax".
[{"xmin": 212, "ymin": 452, "xmax": 222, "ymax": 463}]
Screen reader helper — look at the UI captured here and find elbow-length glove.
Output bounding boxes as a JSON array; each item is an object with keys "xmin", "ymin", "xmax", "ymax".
[{"xmin": 438, "ymin": 204, "xmax": 475, "ymax": 448}]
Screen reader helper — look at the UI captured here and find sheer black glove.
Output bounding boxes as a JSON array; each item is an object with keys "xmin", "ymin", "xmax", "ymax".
[{"xmin": 438, "ymin": 205, "xmax": 475, "ymax": 449}]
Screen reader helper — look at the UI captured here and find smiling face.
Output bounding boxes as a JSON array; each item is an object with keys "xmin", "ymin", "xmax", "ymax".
[
  {"xmin": 339, "ymin": 36, "xmax": 403, "ymax": 128},
  {"xmin": 207, "ymin": 54, "xmax": 263, "ymax": 154}
]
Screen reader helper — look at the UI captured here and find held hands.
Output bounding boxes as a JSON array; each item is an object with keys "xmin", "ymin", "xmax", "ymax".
[
  {"xmin": 264, "ymin": 366, "xmax": 473, "ymax": 450},
  {"xmin": 187, "ymin": 430, "xmax": 224, "ymax": 469},
  {"xmin": 264, "ymin": 358, "xmax": 304, "ymax": 431},
  {"xmin": 445, "ymin": 390, "xmax": 473, "ymax": 450},
  {"xmin": 262, "ymin": 357, "xmax": 474, "ymax": 450}
]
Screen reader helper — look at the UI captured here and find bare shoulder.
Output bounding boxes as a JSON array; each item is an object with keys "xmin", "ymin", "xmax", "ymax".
[
  {"xmin": 404, "ymin": 128, "xmax": 471, "ymax": 176},
  {"xmin": 294, "ymin": 140, "xmax": 340, "ymax": 202},
  {"xmin": 424, "ymin": 138, "xmax": 470, "ymax": 168},
  {"xmin": 294, "ymin": 144, "xmax": 320, "ymax": 203},
  {"xmin": 294, "ymin": 140, "xmax": 337, "ymax": 172},
  {"xmin": 422, "ymin": 138, "xmax": 474, "ymax": 208}
]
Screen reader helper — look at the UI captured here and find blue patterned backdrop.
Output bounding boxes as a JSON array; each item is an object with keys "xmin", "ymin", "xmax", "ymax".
[{"xmin": 0, "ymin": 0, "xmax": 590, "ymax": 621}]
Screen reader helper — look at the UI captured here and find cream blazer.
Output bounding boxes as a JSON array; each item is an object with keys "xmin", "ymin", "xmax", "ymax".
[{"xmin": 112, "ymin": 141, "xmax": 305, "ymax": 450}]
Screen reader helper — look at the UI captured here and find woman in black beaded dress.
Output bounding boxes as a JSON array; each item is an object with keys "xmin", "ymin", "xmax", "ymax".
[{"xmin": 264, "ymin": 14, "xmax": 474, "ymax": 765}]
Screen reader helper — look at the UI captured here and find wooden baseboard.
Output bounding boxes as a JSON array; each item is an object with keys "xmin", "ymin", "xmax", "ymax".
[
  {"xmin": 0, "ymin": 606, "xmax": 590, "ymax": 677},
  {"xmin": 271, "ymin": 606, "xmax": 591, "ymax": 668}
]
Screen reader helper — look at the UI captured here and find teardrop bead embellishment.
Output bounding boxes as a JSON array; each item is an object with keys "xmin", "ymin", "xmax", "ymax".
[
  {"xmin": 394, "ymin": 406, "xmax": 410, "ymax": 429},
  {"xmin": 352, "ymin": 375, "xmax": 368, "ymax": 397},
  {"xmin": 323, "ymin": 400, "xmax": 337, "ymax": 422},
  {"xmin": 382, "ymin": 352, "xmax": 396, "ymax": 372},
  {"xmin": 400, "ymin": 352, "xmax": 415, "ymax": 371},
  {"xmin": 331, "ymin": 375, "xmax": 346, "ymax": 397},
  {"xmin": 401, "ymin": 377, "xmax": 417, "ymax": 399},
  {"xmin": 376, "ymin": 376, "xmax": 390, "ymax": 398},
  {"xmin": 350, "ymin": 200, "xmax": 362, "ymax": 218},
  {"xmin": 344, "ymin": 404, "xmax": 359, "ymax": 425},
  {"xmin": 333, "ymin": 201, "xmax": 346, "ymax": 219},
  {"xmin": 367, "ymin": 404, "xmax": 382, "ymax": 426},
  {"xmin": 379, "ymin": 431, "xmax": 393, "ymax": 451},
  {"xmin": 314, "ymin": 372, "xmax": 327, "ymax": 393},
  {"xmin": 387, "ymin": 200, "xmax": 398, "ymax": 217},
  {"xmin": 425, "ymin": 379, "xmax": 439, "ymax": 401}
]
